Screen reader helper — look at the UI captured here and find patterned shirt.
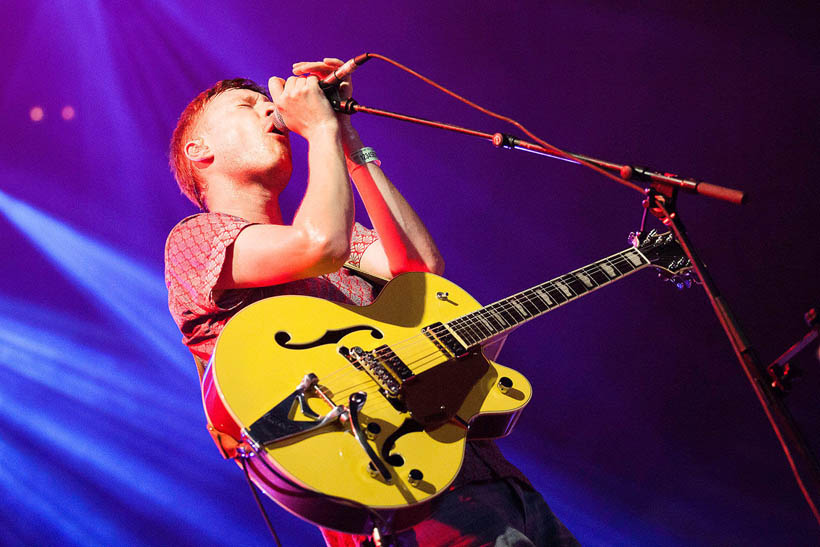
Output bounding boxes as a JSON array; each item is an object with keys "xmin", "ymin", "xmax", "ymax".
[{"xmin": 165, "ymin": 212, "xmax": 379, "ymax": 361}]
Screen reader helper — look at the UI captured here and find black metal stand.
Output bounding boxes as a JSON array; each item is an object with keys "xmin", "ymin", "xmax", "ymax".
[
  {"xmin": 644, "ymin": 187, "xmax": 820, "ymax": 526},
  {"xmin": 333, "ymin": 96, "xmax": 820, "ymax": 526}
]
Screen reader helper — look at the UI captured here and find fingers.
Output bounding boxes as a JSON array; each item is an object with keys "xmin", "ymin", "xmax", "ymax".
[
  {"xmin": 292, "ymin": 58, "xmax": 344, "ymax": 77},
  {"xmin": 292, "ymin": 62, "xmax": 331, "ymax": 77},
  {"xmin": 267, "ymin": 76, "xmax": 285, "ymax": 100},
  {"xmin": 272, "ymin": 74, "xmax": 336, "ymax": 138},
  {"xmin": 284, "ymin": 74, "xmax": 319, "ymax": 91}
]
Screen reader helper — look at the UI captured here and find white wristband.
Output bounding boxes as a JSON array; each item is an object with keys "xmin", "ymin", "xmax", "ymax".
[{"xmin": 348, "ymin": 147, "xmax": 381, "ymax": 171}]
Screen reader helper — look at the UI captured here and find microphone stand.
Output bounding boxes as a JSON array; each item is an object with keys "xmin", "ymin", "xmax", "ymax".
[{"xmin": 330, "ymin": 95, "xmax": 820, "ymax": 526}]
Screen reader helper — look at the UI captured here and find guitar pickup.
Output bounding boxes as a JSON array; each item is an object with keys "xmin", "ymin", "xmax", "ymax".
[{"xmin": 422, "ymin": 322, "xmax": 468, "ymax": 358}]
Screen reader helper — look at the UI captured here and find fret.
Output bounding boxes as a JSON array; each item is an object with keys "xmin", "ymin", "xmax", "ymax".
[
  {"xmin": 553, "ymin": 279, "xmax": 575, "ymax": 298},
  {"xmin": 483, "ymin": 307, "xmax": 508, "ymax": 331},
  {"xmin": 608, "ymin": 256, "xmax": 634, "ymax": 275},
  {"xmin": 595, "ymin": 260, "xmax": 618, "ymax": 279},
  {"xmin": 534, "ymin": 286, "xmax": 556, "ymax": 307},
  {"xmin": 468, "ymin": 313, "xmax": 494, "ymax": 338},
  {"xmin": 575, "ymin": 270, "xmax": 596, "ymax": 289},
  {"xmin": 493, "ymin": 302, "xmax": 519, "ymax": 326},
  {"xmin": 587, "ymin": 266, "xmax": 610, "ymax": 285},
  {"xmin": 440, "ymin": 239, "xmax": 667, "ymax": 350},
  {"xmin": 452, "ymin": 318, "xmax": 479, "ymax": 346},
  {"xmin": 561, "ymin": 274, "xmax": 589, "ymax": 297},
  {"xmin": 509, "ymin": 295, "xmax": 533, "ymax": 319},
  {"xmin": 463, "ymin": 318, "xmax": 485, "ymax": 343},
  {"xmin": 474, "ymin": 313, "xmax": 497, "ymax": 337},
  {"xmin": 520, "ymin": 290, "xmax": 546, "ymax": 314},
  {"xmin": 624, "ymin": 248, "xmax": 646, "ymax": 267},
  {"xmin": 545, "ymin": 284, "xmax": 568, "ymax": 305},
  {"xmin": 504, "ymin": 302, "xmax": 526, "ymax": 323}
]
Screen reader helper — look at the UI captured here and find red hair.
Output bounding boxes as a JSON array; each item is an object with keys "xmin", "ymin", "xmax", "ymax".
[{"xmin": 169, "ymin": 78, "xmax": 268, "ymax": 209}]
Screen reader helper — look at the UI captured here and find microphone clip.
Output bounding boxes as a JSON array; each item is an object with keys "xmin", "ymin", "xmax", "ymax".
[{"xmin": 324, "ymin": 86, "xmax": 358, "ymax": 115}]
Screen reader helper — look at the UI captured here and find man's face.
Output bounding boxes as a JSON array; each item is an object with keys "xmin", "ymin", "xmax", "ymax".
[{"xmin": 197, "ymin": 88, "xmax": 292, "ymax": 185}]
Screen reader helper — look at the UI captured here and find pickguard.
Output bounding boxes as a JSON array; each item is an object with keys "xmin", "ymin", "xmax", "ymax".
[{"xmin": 274, "ymin": 325, "xmax": 383, "ymax": 350}]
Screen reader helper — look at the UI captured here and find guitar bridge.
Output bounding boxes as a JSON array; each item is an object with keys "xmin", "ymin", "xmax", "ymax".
[{"xmin": 340, "ymin": 345, "xmax": 412, "ymax": 398}]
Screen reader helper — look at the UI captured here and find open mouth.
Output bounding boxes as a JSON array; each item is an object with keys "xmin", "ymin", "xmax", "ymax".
[{"xmin": 264, "ymin": 119, "xmax": 286, "ymax": 136}]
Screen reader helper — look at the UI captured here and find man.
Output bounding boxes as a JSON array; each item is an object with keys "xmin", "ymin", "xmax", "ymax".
[{"xmin": 165, "ymin": 58, "xmax": 577, "ymax": 546}]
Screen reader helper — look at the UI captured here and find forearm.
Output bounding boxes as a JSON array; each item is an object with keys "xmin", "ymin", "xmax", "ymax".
[
  {"xmin": 342, "ymin": 125, "xmax": 443, "ymax": 275},
  {"xmin": 293, "ymin": 124, "xmax": 355, "ymax": 263}
]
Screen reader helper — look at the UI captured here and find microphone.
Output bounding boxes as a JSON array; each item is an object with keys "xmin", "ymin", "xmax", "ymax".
[
  {"xmin": 318, "ymin": 53, "xmax": 371, "ymax": 89},
  {"xmin": 271, "ymin": 54, "xmax": 371, "ymax": 132}
]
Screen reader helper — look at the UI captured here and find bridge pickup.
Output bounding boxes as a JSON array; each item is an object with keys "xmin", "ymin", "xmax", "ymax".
[{"xmin": 374, "ymin": 345, "xmax": 414, "ymax": 380}]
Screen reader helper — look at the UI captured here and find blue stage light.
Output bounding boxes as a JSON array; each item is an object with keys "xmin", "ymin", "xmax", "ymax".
[{"xmin": 0, "ymin": 189, "xmax": 190, "ymax": 372}]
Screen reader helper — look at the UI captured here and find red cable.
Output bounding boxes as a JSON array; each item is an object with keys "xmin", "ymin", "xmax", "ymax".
[{"xmin": 365, "ymin": 53, "xmax": 645, "ymax": 194}]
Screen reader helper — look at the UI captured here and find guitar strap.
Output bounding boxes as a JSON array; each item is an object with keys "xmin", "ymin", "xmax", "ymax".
[
  {"xmin": 194, "ymin": 354, "xmax": 241, "ymax": 459},
  {"xmin": 342, "ymin": 260, "xmax": 389, "ymax": 293},
  {"xmin": 195, "ymin": 262, "xmax": 388, "ymax": 460}
]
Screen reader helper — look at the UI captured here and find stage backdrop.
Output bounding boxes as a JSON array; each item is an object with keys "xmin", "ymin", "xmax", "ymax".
[{"xmin": 1, "ymin": 1, "xmax": 818, "ymax": 545}]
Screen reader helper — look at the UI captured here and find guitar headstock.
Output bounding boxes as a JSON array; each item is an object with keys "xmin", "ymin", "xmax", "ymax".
[{"xmin": 630, "ymin": 230, "xmax": 697, "ymax": 289}]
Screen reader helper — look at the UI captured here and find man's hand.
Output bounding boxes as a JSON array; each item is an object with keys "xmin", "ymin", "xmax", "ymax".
[
  {"xmin": 292, "ymin": 58, "xmax": 354, "ymax": 101},
  {"xmin": 292, "ymin": 58, "xmax": 362, "ymax": 153},
  {"xmin": 267, "ymin": 75, "xmax": 339, "ymax": 141}
]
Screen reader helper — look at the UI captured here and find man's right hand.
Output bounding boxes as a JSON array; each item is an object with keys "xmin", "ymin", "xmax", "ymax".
[{"xmin": 268, "ymin": 75, "xmax": 339, "ymax": 141}]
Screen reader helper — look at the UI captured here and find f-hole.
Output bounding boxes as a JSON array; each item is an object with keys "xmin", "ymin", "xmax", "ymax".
[{"xmin": 275, "ymin": 325, "xmax": 383, "ymax": 350}]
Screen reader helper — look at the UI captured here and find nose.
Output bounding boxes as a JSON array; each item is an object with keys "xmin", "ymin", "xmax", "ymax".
[
  {"xmin": 261, "ymin": 99, "xmax": 288, "ymax": 133},
  {"xmin": 260, "ymin": 100, "xmax": 276, "ymax": 117}
]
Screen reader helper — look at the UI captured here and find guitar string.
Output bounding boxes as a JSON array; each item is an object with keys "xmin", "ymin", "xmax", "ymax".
[
  {"xmin": 324, "ymin": 259, "xmax": 644, "ymax": 411},
  {"xmin": 362, "ymin": 256, "xmax": 632, "ymax": 359},
  {"xmin": 294, "ymin": 251, "xmax": 667, "ymax": 415},
  {"xmin": 306, "ymin": 254, "xmax": 642, "ymax": 399},
  {"xmin": 312, "ymin": 276, "xmax": 660, "ymax": 418},
  {"xmin": 305, "ymin": 257, "xmax": 651, "ymax": 413},
  {"xmin": 361, "ymin": 255, "xmax": 637, "ymax": 361},
  {"xmin": 356, "ymin": 258, "xmax": 630, "ymax": 379},
  {"xmin": 309, "ymin": 256, "xmax": 639, "ymax": 397}
]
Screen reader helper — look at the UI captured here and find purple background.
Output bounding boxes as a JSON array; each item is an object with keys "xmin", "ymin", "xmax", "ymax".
[{"xmin": 1, "ymin": 1, "xmax": 818, "ymax": 545}]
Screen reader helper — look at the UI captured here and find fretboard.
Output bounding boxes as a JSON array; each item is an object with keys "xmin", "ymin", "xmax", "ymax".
[{"xmin": 446, "ymin": 246, "xmax": 649, "ymax": 348}]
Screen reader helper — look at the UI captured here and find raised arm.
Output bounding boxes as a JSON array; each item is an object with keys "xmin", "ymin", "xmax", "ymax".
[
  {"xmin": 213, "ymin": 76, "xmax": 354, "ymax": 289},
  {"xmin": 293, "ymin": 58, "xmax": 444, "ymax": 280}
]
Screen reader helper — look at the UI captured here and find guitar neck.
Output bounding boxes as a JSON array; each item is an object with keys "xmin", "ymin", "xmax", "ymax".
[{"xmin": 446, "ymin": 245, "xmax": 650, "ymax": 348}]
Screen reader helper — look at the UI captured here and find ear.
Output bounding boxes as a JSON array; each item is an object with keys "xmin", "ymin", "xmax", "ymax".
[{"xmin": 184, "ymin": 138, "xmax": 213, "ymax": 164}]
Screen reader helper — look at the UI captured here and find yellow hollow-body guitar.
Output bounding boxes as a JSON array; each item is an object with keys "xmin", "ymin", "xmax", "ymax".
[{"xmin": 202, "ymin": 231, "xmax": 689, "ymax": 534}]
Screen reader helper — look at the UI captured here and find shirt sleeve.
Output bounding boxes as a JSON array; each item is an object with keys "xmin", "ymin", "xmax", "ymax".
[{"xmin": 164, "ymin": 212, "xmax": 253, "ymax": 319}]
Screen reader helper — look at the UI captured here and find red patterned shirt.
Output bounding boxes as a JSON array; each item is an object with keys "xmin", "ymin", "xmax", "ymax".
[{"xmin": 165, "ymin": 212, "xmax": 379, "ymax": 361}]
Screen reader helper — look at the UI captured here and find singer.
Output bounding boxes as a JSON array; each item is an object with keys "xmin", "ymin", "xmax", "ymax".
[{"xmin": 164, "ymin": 58, "xmax": 578, "ymax": 546}]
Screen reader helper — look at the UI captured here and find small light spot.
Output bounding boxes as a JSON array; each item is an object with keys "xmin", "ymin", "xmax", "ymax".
[
  {"xmin": 61, "ymin": 105, "xmax": 75, "ymax": 121},
  {"xmin": 30, "ymin": 106, "xmax": 44, "ymax": 122}
]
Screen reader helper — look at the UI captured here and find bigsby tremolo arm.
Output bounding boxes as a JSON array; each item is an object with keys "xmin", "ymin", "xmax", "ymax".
[
  {"xmin": 243, "ymin": 375, "xmax": 393, "ymax": 482},
  {"xmin": 244, "ymin": 373, "xmax": 344, "ymax": 448}
]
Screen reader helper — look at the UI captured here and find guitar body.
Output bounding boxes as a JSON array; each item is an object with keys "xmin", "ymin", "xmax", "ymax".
[{"xmin": 203, "ymin": 272, "xmax": 532, "ymax": 534}]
